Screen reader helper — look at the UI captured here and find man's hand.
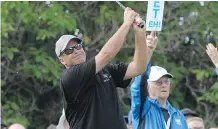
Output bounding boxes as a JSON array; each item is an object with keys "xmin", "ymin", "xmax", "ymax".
[
  {"xmin": 147, "ymin": 32, "xmax": 158, "ymax": 52},
  {"xmin": 132, "ymin": 14, "xmax": 146, "ymax": 32},
  {"xmin": 206, "ymin": 43, "xmax": 218, "ymax": 68},
  {"xmin": 123, "ymin": 7, "xmax": 137, "ymax": 26}
]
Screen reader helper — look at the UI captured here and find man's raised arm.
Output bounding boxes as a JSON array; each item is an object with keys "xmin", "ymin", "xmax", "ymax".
[{"xmin": 95, "ymin": 7, "xmax": 137, "ymax": 73}]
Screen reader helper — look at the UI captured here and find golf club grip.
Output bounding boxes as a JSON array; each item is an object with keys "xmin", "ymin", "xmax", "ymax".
[{"xmin": 138, "ymin": 23, "xmax": 144, "ymax": 28}]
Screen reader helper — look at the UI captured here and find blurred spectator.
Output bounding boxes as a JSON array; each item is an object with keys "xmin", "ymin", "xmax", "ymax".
[
  {"xmin": 181, "ymin": 108, "xmax": 199, "ymax": 119},
  {"xmin": 124, "ymin": 114, "xmax": 132, "ymax": 129},
  {"xmin": 8, "ymin": 123, "xmax": 25, "ymax": 129},
  {"xmin": 206, "ymin": 43, "xmax": 218, "ymax": 75},
  {"xmin": 187, "ymin": 117, "xmax": 204, "ymax": 129},
  {"xmin": 124, "ymin": 115, "xmax": 128, "ymax": 124},
  {"xmin": 209, "ymin": 127, "xmax": 218, "ymax": 129},
  {"xmin": 47, "ymin": 124, "xmax": 56, "ymax": 129},
  {"xmin": 1, "ymin": 108, "xmax": 7, "ymax": 129},
  {"xmin": 1, "ymin": 119, "xmax": 7, "ymax": 129},
  {"xmin": 126, "ymin": 124, "xmax": 132, "ymax": 129},
  {"xmin": 131, "ymin": 65, "xmax": 188, "ymax": 129},
  {"xmin": 126, "ymin": 110, "xmax": 132, "ymax": 129},
  {"xmin": 128, "ymin": 110, "xmax": 132, "ymax": 125},
  {"xmin": 56, "ymin": 109, "xmax": 69, "ymax": 129}
]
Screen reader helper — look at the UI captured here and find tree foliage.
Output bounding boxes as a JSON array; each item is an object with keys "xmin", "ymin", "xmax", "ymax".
[{"xmin": 1, "ymin": 1, "xmax": 218, "ymax": 129}]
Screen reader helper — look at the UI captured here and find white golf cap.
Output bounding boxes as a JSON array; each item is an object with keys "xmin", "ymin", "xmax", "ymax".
[
  {"xmin": 55, "ymin": 35, "xmax": 82, "ymax": 57},
  {"xmin": 148, "ymin": 66, "xmax": 173, "ymax": 82},
  {"xmin": 56, "ymin": 109, "xmax": 66, "ymax": 129}
]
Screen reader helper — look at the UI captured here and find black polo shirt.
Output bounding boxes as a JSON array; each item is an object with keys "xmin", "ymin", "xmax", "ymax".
[{"xmin": 59, "ymin": 58, "xmax": 132, "ymax": 129}]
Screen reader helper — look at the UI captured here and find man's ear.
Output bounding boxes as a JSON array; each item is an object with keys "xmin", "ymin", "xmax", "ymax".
[{"xmin": 59, "ymin": 57, "xmax": 66, "ymax": 66}]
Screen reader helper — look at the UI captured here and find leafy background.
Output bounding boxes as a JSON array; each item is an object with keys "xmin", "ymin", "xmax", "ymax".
[{"xmin": 1, "ymin": 1, "xmax": 218, "ymax": 129}]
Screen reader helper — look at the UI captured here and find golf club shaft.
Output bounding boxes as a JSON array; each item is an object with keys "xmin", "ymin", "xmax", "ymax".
[
  {"xmin": 115, "ymin": 1, "xmax": 144, "ymax": 28},
  {"xmin": 116, "ymin": 1, "xmax": 126, "ymax": 10}
]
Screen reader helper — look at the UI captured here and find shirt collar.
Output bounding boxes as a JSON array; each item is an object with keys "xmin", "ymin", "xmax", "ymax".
[{"xmin": 148, "ymin": 97, "xmax": 177, "ymax": 114}]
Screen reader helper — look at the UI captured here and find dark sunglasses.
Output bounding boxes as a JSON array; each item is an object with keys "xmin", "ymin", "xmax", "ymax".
[{"xmin": 60, "ymin": 44, "xmax": 83, "ymax": 56}]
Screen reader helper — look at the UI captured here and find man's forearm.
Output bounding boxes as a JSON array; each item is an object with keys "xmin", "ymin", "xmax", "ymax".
[{"xmin": 133, "ymin": 32, "xmax": 148, "ymax": 72}]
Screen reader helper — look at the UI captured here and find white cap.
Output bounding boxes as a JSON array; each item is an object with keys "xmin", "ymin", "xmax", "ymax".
[
  {"xmin": 148, "ymin": 66, "xmax": 173, "ymax": 82},
  {"xmin": 56, "ymin": 109, "xmax": 66, "ymax": 129},
  {"xmin": 55, "ymin": 35, "xmax": 82, "ymax": 57}
]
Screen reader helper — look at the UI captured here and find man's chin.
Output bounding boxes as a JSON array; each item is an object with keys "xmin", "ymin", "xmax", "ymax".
[
  {"xmin": 76, "ymin": 59, "xmax": 85, "ymax": 64},
  {"xmin": 80, "ymin": 58, "xmax": 86, "ymax": 62},
  {"xmin": 159, "ymin": 94, "xmax": 169, "ymax": 99}
]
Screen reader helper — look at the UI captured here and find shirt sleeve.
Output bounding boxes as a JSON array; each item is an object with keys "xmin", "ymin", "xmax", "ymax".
[
  {"xmin": 61, "ymin": 58, "xmax": 96, "ymax": 102},
  {"xmin": 106, "ymin": 63, "xmax": 132, "ymax": 88},
  {"xmin": 130, "ymin": 62, "xmax": 151, "ymax": 127},
  {"xmin": 215, "ymin": 68, "xmax": 218, "ymax": 75},
  {"xmin": 131, "ymin": 74, "xmax": 142, "ymax": 122}
]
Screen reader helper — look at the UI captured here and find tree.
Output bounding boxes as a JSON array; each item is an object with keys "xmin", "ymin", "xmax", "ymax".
[{"xmin": 1, "ymin": 1, "xmax": 218, "ymax": 128}]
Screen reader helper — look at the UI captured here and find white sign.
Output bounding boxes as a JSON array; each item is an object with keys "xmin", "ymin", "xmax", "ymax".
[{"xmin": 146, "ymin": 1, "xmax": 165, "ymax": 31}]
